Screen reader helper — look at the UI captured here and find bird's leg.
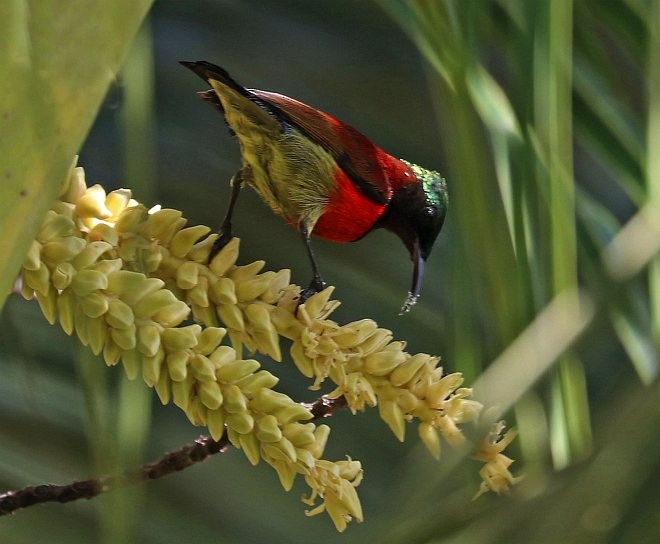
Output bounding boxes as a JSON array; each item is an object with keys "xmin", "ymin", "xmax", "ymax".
[
  {"xmin": 210, "ymin": 170, "xmax": 245, "ymax": 259},
  {"xmin": 298, "ymin": 222, "xmax": 327, "ymax": 304}
]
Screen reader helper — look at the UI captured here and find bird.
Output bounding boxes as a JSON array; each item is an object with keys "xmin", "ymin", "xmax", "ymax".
[{"xmin": 180, "ymin": 60, "xmax": 448, "ymax": 313}]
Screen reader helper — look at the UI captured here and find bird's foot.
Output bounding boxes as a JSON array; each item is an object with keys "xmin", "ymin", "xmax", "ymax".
[
  {"xmin": 298, "ymin": 277, "xmax": 327, "ymax": 307},
  {"xmin": 209, "ymin": 229, "xmax": 234, "ymax": 262}
]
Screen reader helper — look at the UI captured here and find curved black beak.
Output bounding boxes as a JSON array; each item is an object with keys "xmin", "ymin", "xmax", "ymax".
[{"xmin": 399, "ymin": 239, "xmax": 425, "ymax": 315}]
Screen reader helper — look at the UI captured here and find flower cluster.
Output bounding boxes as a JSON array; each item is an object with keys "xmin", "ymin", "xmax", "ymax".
[
  {"xmin": 472, "ymin": 421, "xmax": 523, "ymax": 499},
  {"xmin": 20, "ymin": 163, "xmax": 519, "ymax": 530},
  {"xmin": 20, "ymin": 165, "xmax": 362, "ymax": 531}
]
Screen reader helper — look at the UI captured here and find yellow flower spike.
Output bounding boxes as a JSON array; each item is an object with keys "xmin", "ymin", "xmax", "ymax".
[
  {"xmin": 59, "ymin": 165, "xmax": 87, "ymax": 203},
  {"xmin": 332, "ymin": 319, "xmax": 378, "ymax": 348},
  {"xmin": 210, "ymin": 276, "xmax": 237, "ymax": 305},
  {"xmin": 114, "ymin": 207, "xmax": 147, "ymax": 235},
  {"xmin": 282, "ymin": 422, "xmax": 316, "ymax": 447},
  {"xmin": 396, "ymin": 389, "xmax": 420, "ymax": 413},
  {"xmin": 418, "ymin": 422, "xmax": 441, "ymax": 459},
  {"xmin": 238, "ymin": 432, "xmax": 261, "ymax": 465},
  {"xmin": 295, "ymin": 448, "xmax": 316, "ymax": 470},
  {"xmin": 255, "ymin": 415, "xmax": 283, "ymax": 443},
  {"xmin": 199, "ymin": 381, "xmax": 224, "ymax": 410},
  {"xmin": 105, "ymin": 299, "xmax": 135, "ymax": 329},
  {"xmin": 222, "ymin": 384, "xmax": 248, "ymax": 413},
  {"xmin": 75, "ymin": 184, "xmax": 112, "ymax": 219},
  {"xmin": 170, "ymin": 225, "xmax": 212, "ymax": 258},
  {"xmin": 436, "ymin": 415, "xmax": 465, "ymax": 447},
  {"xmin": 190, "ymin": 353, "xmax": 217, "ymax": 382},
  {"xmin": 23, "ymin": 263, "xmax": 51, "ymax": 296},
  {"xmin": 225, "ymin": 427, "xmax": 241, "ymax": 448},
  {"xmin": 379, "ymin": 400, "xmax": 406, "ymax": 442},
  {"xmin": 364, "ymin": 349, "xmax": 407, "ymax": 377},
  {"xmin": 389, "ymin": 353, "xmax": 434, "ymax": 386},
  {"xmin": 215, "ymin": 358, "xmax": 261, "ymax": 383},
  {"xmin": 231, "ymin": 260, "xmax": 265, "ymax": 283},
  {"xmin": 36, "ymin": 289, "xmax": 57, "ymax": 325},
  {"xmin": 306, "ymin": 424, "xmax": 330, "ymax": 459},
  {"xmin": 236, "ymin": 272, "xmax": 274, "ymax": 301},
  {"xmin": 153, "ymin": 300, "xmax": 191, "ymax": 327},
  {"xmin": 188, "ymin": 276, "xmax": 210, "ymax": 307},
  {"xmin": 207, "ymin": 408, "xmax": 226, "ymax": 440},
  {"xmin": 102, "ymin": 338, "xmax": 122, "ymax": 366},
  {"xmin": 161, "ymin": 324, "xmax": 201, "ymax": 351},
  {"xmin": 104, "ymin": 188, "xmax": 133, "ymax": 216},
  {"xmin": 290, "ymin": 341, "xmax": 315, "ymax": 378},
  {"xmin": 52, "ymin": 262, "xmax": 76, "ymax": 290},
  {"xmin": 186, "ymin": 397, "xmax": 207, "ymax": 426},
  {"xmin": 191, "ymin": 302, "xmax": 219, "ymax": 328},
  {"xmin": 270, "ymin": 459, "xmax": 296, "ymax": 491},
  {"xmin": 71, "ymin": 241, "xmax": 113, "ymax": 270},
  {"xmin": 142, "ymin": 208, "xmax": 184, "ymax": 242},
  {"xmin": 166, "ymin": 351, "xmax": 189, "ymax": 382},
  {"xmin": 56, "ymin": 289, "xmax": 76, "ymax": 335},
  {"xmin": 356, "ymin": 328, "xmax": 393, "ymax": 356},
  {"xmin": 245, "ymin": 303, "xmax": 281, "ymax": 361},
  {"xmin": 208, "ymin": 237, "xmax": 240, "ymax": 276},
  {"xmin": 92, "ymin": 257, "xmax": 124, "ymax": 277},
  {"xmin": 185, "ymin": 233, "xmax": 218, "ymax": 263},
  {"xmin": 225, "ymin": 412, "xmax": 254, "ymax": 434},
  {"xmin": 217, "ymin": 302, "xmax": 245, "ymax": 331},
  {"xmin": 74, "ymin": 304, "xmax": 89, "ymax": 346},
  {"xmin": 23, "ymin": 240, "xmax": 42, "ymax": 271},
  {"xmin": 171, "ymin": 374, "xmax": 194, "ymax": 411},
  {"xmin": 235, "ymin": 369, "xmax": 279, "ymax": 396},
  {"xmin": 71, "ymin": 269, "xmax": 108, "ymax": 297},
  {"xmin": 81, "ymin": 292, "xmax": 110, "ymax": 318},
  {"xmin": 196, "ymin": 326, "xmax": 227, "ymax": 355},
  {"xmin": 105, "ymin": 270, "xmax": 163, "ymax": 305},
  {"xmin": 273, "ymin": 403, "xmax": 314, "ymax": 425},
  {"xmin": 142, "ymin": 245, "xmax": 165, "ymax": 273},
  {"xmin": 88, "ymin": 222, "xmax": 119, "ymax": 246},
  {"xmin": 37, "ymin": 212, "xmax": 76, "ymax": 243},
  {"xmin": 259, "ymin": 269, "xmax": 291, "ymax": 303},
  {"xmin": 176, "ymin": 261, "xmax": 200, "ymax": 289},
  {"xmin": 208, "ymin": 344, "xmax": 237, "ymax": 367},
  {"xmin": 300, "ymin": 287, "xmax": 335, "ymax": 320},
  {"xmin": 133, "ymin": 289, "xmax": 179, "ymax": 319},
  {"xmin": 155, "ymin": 369, "xmax": 170, "ymax": 405},
  {"xmin": 143, "ymin": 348, "xmax": 165, "ymax": 387},
  {"xmin": 261, "ymin": 443, "xmax": 291, "ymax": 463},
  {"xmin": 40, "ymin": 238, "xmax": 86, "ymax": 266},
  {"xmin": 425, "ymin": 373, "xmax": 465, "ymax": 409},
  {"xmin": 176, "ymin": 260, "xmax": 199, "ymax": 290},
  {"xmin": 273, "ymin": 436, "xmax": 297, "ymax": 463},
  {"xmin": 110, "ymin": 324, "xmax": 137, "ymax": 351},
  {"xmin": 249, "ymin": 388, "xmax": 293, "ymax": 414},
  {"xmin": 121, "ymin": 349, "xmax": 141, "ymax": 381},
  {"xmin": 137, "ymin": 324, "xmax": 161, "ymax": 357}
]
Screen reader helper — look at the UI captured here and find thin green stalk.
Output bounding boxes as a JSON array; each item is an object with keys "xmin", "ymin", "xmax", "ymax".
[
  {"xmin": 534, "ymin": 0, "xmax": 592, "ymax": 466},
  {"xmin": 647, "ymin": 1, "xmax": 660, "ymax": 358}
]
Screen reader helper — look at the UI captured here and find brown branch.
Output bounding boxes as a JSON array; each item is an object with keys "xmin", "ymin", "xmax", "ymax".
[{"xmin": 0, "ymin": 395, "xmax": 347, "ymax": 516}]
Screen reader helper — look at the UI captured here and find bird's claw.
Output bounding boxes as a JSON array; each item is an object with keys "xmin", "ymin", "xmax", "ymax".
[
  {"xmin": 298, "ymin": 277, "xmax": 327, "ymax": 307},
  {"xmin": 209, "ymin": 229, "xmax": 234, "ymax": 261}
]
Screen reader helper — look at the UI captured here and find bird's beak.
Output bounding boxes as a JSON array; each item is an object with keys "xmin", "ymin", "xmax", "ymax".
[{"xmin": 399, "ymin": 238, "xmax": 425, "ymax": 315}]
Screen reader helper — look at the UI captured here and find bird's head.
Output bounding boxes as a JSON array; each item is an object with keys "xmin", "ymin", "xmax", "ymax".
[{"xmin": 376, "ymin": 160, "xmax": 448, "ymax": 314}]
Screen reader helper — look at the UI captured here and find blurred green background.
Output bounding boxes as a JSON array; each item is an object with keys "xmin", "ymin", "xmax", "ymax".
[{"xmin": 1, "ymin": 1, "xmax": 659, "ymax": 543}]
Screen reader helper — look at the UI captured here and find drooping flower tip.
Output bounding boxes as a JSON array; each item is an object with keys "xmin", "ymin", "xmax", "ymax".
[{"xmin": 472, "ymin": 422, "xmax": 522, "ymax": 499}]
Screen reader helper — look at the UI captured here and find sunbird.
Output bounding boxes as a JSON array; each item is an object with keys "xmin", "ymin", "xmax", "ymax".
[{"xmin": 181, "ymin": 61, "xmax": 448, "ymax": 313}]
